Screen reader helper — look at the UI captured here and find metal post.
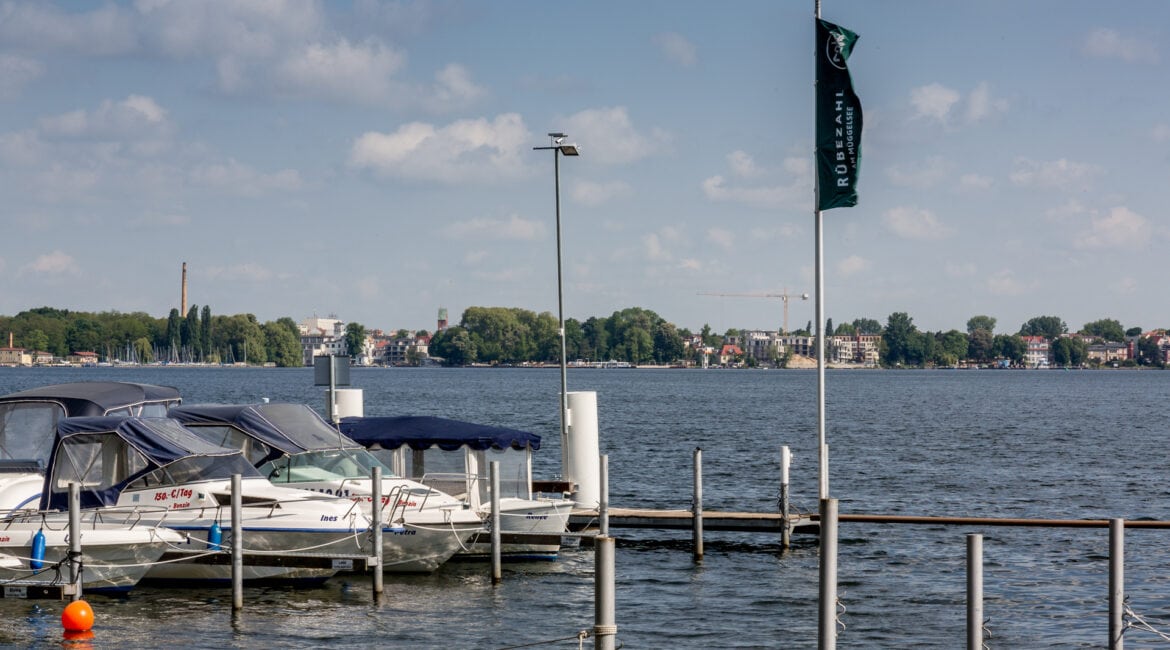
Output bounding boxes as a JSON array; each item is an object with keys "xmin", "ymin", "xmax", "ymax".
[
  {"xmin": 818, "ymin": 498, "xmax": 838, "ymax": 650},
  {"xmin": 594, "ymin": 534, "xmax": 617, "ymax": 650},
  {"xmin": 371, "ymin": 466, "xmax": 383, "ymax": 597},
  {"xmin": 553, "ymin": 149, "xmax": 570, "ymax": 473},
  {"xmin": 692, "ymin": 447, "xmax": 704, "ymax": 563},
  {"xmin": 599, "ymin": 455, "xmax": 609, "ymax": 537},
  {"xmin": 967, "ymin": 533, "xmax": 983, "ymax": 650},
  {"xmin": 68, "ymin": 482, "xmax": 82, "ymax": 601},
  {"xmin": 490, "ymin": 461, "xmax": 502, "ymax": 584},
  {"xmin": 231, "ymin": 473, "xmax": 243, "ymax": 611},
  {"xmin": 328, "ymin": 355, "xmax": 337, "ymax": 423},
  {"xmin": 780, "ymin": 446, "xmax": 791, "ymax": 550},
  {"xmin": 1110, "ymin": 518, "xmax": 1124, "ymax": 650}
]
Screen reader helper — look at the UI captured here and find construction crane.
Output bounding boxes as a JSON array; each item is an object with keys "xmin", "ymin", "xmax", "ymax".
[{"xmin": 697, "ymin": 289, "xmax": 810, "ymax": 335}]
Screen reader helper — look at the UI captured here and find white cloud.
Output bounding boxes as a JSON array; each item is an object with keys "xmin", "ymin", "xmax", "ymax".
[
  {"xmin": 0, "ymin": 55, "xmax": 44, "ymax": 98},
  {"xmin": 707, "ymin": 227, "xmax": 735, "ymax": 250},
  {"xmin": 1044, "ymin": 200, "xmax": 1088, "ymax": 223},
  {"xmin": 463, "ymin": 250, "xmax": 489, "ymax": 265},
  {"xmin": 350, "ymin": 113, "xmax": 531, "ymax": 183},
  {"xmin": 0, "ymin": 2, "xmax": 137, "ymax": 55},
  {"xmin": 1083, "ymin": 28, "xmax": 1159, "ymax": 64},
  {"xmin": 275, "ymin": 38, "xmax": 406, "ymax": 105},
  {"xmin": 727, "ymin": 150, "xmax": 764, "ymax": 178},
  {"xmin": 910, "ymin": 83, "xmax": 960, "ymax": 122},
  {"xmin": 653, "ymin": 32, "xmax": 697, "ymax": 67},
  {"xmin": 189, "ymin": 159, "xmax": 303, "ymax": 197},
  {"xmin": 1113, "ymin": 277, "xmax": 1139, "ymax": 295},
  {"xmin": 1009, "ymin": 158, "xmax": 1101, "ymax": 190},
  {"xmin": 1074, "ymin": 206, "xmax": 1151, "ymax": 249},
  {"xmin": 1154, "ymin": 124, "xmax": 1170, "ymax": 142},
  {"xmin": 702, "ymin": 154, "xmax": 811, "ymax": 210},
  {"xmin": 965, "ymin": 82, "xmax": 1008, "ymax": 123},
  {"xmin": 441, "ymin": 214, "xmax": 545, "ymax": 241},
  {"xmin": 562, "ymin": 107, "xmax": 667, "ymax": 165},
  {"xmin": 39, "ymin": 95, "xmax": 170, "ymax": 141},
  {"xmin": 20, "ymin": 250, "xmax": 80, "ymax": 276},
  {"xmin": 883, "ymin": 206, "xmax": 953, "ymax": 240},
  {"xmin": 986, "ymin": 269, "xmax": 1029, "ymax": 296},
  {"xmin": 958, "ymin": 173, "xmax": 993, "ymax": 191},
  {"xmin": 426, "ymin": 63, "xmax": 487, "ymax": 109},
  {"xmin": 644, "ymin": 232, "xmax": 670, "ymax": 261},
  {"xmin": 886, "ymin": 156, "xmax": 951, "ymax": 188},
  {"xmin": 572, "ymin": 180, "xmax": 631, "ymax": 206},
  {"xmin": 945, "ymin": 261, "xmax": 977, "ymax": 278},
  {"xmin": 837, "ymin": 255, "xmax": 870, "ymax": 277}
]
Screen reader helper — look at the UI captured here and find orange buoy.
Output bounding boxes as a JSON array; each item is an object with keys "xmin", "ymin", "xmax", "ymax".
[{"xmin": 61, "ymin": 600, "xmax": 94, "ymax": 632}]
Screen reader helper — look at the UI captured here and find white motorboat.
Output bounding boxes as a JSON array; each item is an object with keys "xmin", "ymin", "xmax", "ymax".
[
  {"xmin": 168, "ymin": 403, "xmax": 485, "ymax": 572},
  {"xmin": 37, "ymin": 416, "xmax": 372, "ymax": 584},
  {"xmin": 338, "ymin": 415, "xmax": 574, "ymax": 560},
  {"xmin": 0, "ymin": 382, "xmax": 183, "ymax": 514},
  {"xmin": 0, "ymin": 515, "xmax": 185, "ymax": 593}
]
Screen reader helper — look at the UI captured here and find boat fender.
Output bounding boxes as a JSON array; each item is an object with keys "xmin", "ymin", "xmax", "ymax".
[
  {"xmin": 30, "ymin": 528, "xmax": 46, "ymax": 570},
  {"xmin": 207, "ymin": 521, "xmax": 223, "ymax": 551}
]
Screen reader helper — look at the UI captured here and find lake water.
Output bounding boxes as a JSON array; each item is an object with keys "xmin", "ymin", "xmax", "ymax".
[{"xmin": 1, "ymin": 366, "xmax": 1169, "ymax": 648}]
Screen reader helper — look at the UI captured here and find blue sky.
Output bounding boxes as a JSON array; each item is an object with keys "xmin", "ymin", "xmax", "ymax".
[{"xmin": 1, "ymin": 1, "xmax": 1167, "ymax": 336}]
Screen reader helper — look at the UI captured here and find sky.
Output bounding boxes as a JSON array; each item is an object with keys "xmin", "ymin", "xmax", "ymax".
[{"xmin": 1, "ymin": 1, "xmax": 1168, "ymax": 337}]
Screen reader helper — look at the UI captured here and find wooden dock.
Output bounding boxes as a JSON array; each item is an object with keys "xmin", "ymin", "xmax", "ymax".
[{"xmin": 569, "ymin": 507, "xmax": 819, "ymax": 535}]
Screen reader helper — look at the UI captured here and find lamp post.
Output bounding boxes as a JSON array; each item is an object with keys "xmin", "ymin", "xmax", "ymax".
[{"xmin": 533, "ymin": 132, "xmax": 579, "ymax": 467}]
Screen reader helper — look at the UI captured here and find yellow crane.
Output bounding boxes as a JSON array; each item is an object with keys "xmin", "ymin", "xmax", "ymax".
[{"xmin": 697, "ymin": 289, "xmax": 810, "ymax": 335}]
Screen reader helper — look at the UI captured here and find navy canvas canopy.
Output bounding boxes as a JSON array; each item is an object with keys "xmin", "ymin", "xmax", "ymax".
[
  {"xmin": 338, "ymin": 416, "xmax": 541, "ymax": 452},
  {"xmin": 169, "ymin": 403, "xmax": 363, "ymax": 456},
  {"xmin": 0, "ymin": 382, "xmax": 181, "ymax": 416},
  {"xmin": 41, "ymin": 416, "xmax": 257, "ymax": 510}
]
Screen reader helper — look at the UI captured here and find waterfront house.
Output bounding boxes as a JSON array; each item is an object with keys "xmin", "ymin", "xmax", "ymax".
[{"xmin": 0, "ymin": 346, "xmax": 30, "ymax": 367}]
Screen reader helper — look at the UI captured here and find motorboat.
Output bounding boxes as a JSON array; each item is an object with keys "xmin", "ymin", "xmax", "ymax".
[
  {"xmin": 167, "ymin": 403, "xmax": 484, "ymax": 572},
  {"xmin": 338, "ymin": 415, "xmax": 574, "ymax": 560},
  {"xmin": 0, "ymin": 382, "xmax": 183, "ymax": 514},
  {"xmin": 37, "ymin": 416, "xmax": 372, "ymax": 584},
  {"xmin": 0, "ymin": 515, "xmax": 185, "ymax": 593}
]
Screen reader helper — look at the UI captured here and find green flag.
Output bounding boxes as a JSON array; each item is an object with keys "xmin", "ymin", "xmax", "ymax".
[{"xmin": 816, "ymin": 18, "xmax": 862, "ymax": 211}]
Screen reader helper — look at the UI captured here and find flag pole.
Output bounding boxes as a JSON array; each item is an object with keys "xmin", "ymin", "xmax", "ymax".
[{"xmin": 814, "ymin": 4, "xmax": 837, "ymax": 649}]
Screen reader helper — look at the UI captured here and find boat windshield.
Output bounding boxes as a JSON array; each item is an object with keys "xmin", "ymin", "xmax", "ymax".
[
  {"xmin": 260, "ymin": 448, "xmax": 395, "ymax": 485},
  {"xmin": 0, "ymin": 402, "xmax": 62, "ymax": 465}
]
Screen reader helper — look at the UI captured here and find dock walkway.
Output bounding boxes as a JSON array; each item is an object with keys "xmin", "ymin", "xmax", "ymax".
[{"xmin": 569, "ymin": 507, "xmax": 819, "ymax": 535}]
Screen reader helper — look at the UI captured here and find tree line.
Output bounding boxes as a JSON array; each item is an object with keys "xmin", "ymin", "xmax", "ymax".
[
  {"xmin": 3, "ymin": 305, "xmax": 1164, "ymax": 370},
  {"xmin": 0, "ymin": 306, "xmax": 305, "ymax": 367}
]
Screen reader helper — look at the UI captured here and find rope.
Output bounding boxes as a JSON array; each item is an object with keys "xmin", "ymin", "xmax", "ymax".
[
  {"xmin": 494, "ymin": 629, "xmax": 591, "ymax": 649},
  {"xmin": 1125, "ymin": 602, "xmax": 1170, "ymax": 642}
]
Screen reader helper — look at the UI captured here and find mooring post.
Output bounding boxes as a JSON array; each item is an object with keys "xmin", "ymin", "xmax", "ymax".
[
  {"xmin": 818, "ymin": 497, "xmax": 838, "ymax": 650},
  {"xmin": 68, "ymin": 482, "xmax": 82, "ymax": 602},
  {"xmin": 599, "ymin": 455, "xmax": 609, "ymax": 537},
  {"xmin": 594, "ymin": 534, "xmax": 617, "ymax": 650},
  {"xmin": 1110, "ymin": 518, "xmax": 1124, "ymax": 650},
  {"xmin": 693, "ymin": 447, "xmax": 703, "ymax": 563},
  {"xmin": 780, "ymin": 446, "xmax": 791, "ymax": 550},
  {"xmin": 490, "ymin": 460, "xmax": 502, "ymax": 584},
  {"xmin": 967, "ymin": 533, "xmax": 983, "ymax": 650},
  {"xmin": 231, "ymin": 473, "xmax": 243, "ymax": 611},
  {"xmin": 371, "ymin": 466, "xmax": 384, "ymax": 598}
]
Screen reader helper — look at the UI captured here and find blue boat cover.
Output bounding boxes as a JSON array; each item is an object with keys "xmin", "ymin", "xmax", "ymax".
[
  {"xmin": 41, "ymin": 416, "xmax": 259, "ymax": 510},
  {"xmin": 168, "ymin": 403, "xmax": 364, "ymax": 459},
  {"xmin": 0, "ymin": 382, "xmax": 181, "ymax": 416},
  {"xmin": 338, "ymin": 416, "xmax": 541, "ymax": 452}
]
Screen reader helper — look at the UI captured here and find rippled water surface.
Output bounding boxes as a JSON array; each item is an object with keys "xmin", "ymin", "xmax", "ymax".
[{"xmin": 1, "ymin": 366, "xmax": 1169, "ymax": 648}]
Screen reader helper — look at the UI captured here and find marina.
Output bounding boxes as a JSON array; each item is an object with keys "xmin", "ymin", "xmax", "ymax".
[{"xmin": 0, "ymin": 367, "xmax": 1167, "ymax": 647}]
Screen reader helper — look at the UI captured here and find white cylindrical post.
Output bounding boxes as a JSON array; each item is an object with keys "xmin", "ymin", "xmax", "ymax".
[
  {"xmin": 564, "ymin": 391, "xmax": 600, "ymax": 509},
  {"xmin": 594, "ymin": 535, "xmax": 617, "ymax": 650},
  {"xmin": 967, "ymin": 533, "xmax": 983, "ymax": 650},
  {"xmin": 780, "ymin": 446, "xmax": 791, "ymax": 549},
  {"xmin": 371, "ymin": 466, "xmax": 383, "ymax": 597},
  {"xmin": 68, "ymin": 482, "xmax": 82, "ymax": 601},
  {"xmin": 232, "ymin": 473, "xmax": 243, "ymax": 611},
  {"xmin": 818, "ymin": 498, "xmax": 838, "ymax": 650},
  {"xmin": 692, "ymin": 447, "xmax": 703, "ymax": 563},
  {"xmin": 491, "ymin": 461, "xmax": 502, "ymax": 584},
  {"xmin": 599, "ymin": 455, "xmax": 609, "ymax": 537},
  {"xmin": 334, "ymin": 388, "xmax": 364, "ymax": 419},
  {"xmin": 1110, "ymin": 518, "xmax": 1124, "ymax": 650}
]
